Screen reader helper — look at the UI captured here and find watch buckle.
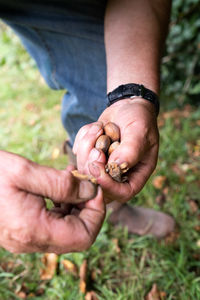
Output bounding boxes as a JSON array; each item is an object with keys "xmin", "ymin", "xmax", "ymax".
[{"xmin": 138, "ymin": 84, "xmax": 145, "ymax": 98}]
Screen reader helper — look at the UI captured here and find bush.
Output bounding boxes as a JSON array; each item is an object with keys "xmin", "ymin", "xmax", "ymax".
[{"xmin": 161, "ymin": 0, "xmax": 200, "ymax": 108}]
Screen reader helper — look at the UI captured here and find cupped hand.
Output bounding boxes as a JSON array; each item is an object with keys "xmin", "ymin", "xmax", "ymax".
[
  {"xmin": 0, "ymin": 150, "xmax": 105, "ymax": 253},
  {"xmin": 73, "ymin": 98, "xmax": 159, "ymax": 203}
]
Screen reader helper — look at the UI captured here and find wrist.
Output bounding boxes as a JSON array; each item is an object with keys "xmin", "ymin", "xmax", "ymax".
[
  {"xmin": 110, "ymin": 97, "xmax": 157, "ymax": 116},
  {"xmin": 107, "ymin": 83, "xmax": 160, "ymax": 116}
]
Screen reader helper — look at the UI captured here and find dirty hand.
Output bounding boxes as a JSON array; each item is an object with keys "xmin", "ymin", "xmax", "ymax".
[
  {"xmin": 73, "ymin": 98, "xmax": 159, "ymax": 203},
  {"xmin": 0, "ymin": 150, "xmax": 105, "ymax": 253}
]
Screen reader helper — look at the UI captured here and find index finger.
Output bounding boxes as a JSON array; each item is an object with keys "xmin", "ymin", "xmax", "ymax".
[{"xmin": 75, "ymin": 122, "xmax": 104, "ymax": 172}]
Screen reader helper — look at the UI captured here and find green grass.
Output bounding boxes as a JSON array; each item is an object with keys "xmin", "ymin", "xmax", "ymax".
[{"xmin": 0, "ymin": 23, "xmax": 200, "ymax": 300}]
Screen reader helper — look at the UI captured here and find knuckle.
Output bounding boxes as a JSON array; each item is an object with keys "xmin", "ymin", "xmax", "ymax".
[{"xmin": 78, "ymin": 124, "xmax": 91, "ymax": 138}]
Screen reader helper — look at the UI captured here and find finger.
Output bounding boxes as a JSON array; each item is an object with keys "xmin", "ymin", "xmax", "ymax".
[
  {"xmin": 36, "ymin": 186, "xmax": 105, "ymax": 253},
  {"xmin": 73, "ymin": 124, "xmax": 92, "ymax": 155},
  {"xmin": 15, "ymin": 161, "xmax": 97, "ymax": 204},
  {"xmin": 73, "ymin": 121, "xmax": 103, "ymax": 155},
  {"xmin": 85, "ymin": 147, "xmax": 106, "ymax": 173},
  {"xmin": 127, "ymin": 145, "xmax": 158, "ymax": 197},
  {"xmin": 108, "ymin": 123, "xmax": 157, "ymax": 169},
  {"xmin": 76, "ymin": 122, "xmax": 104, "ymax": 172},
  {"xmin": 89, "ymin": 161, "xmax": 133, "ymax": 202}
]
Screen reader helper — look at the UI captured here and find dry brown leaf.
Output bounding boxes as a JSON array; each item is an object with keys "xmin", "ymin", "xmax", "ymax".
[
  {"xmin": 27, "ymin": 293, "xmax": 35, "ymax": 298},
  {"xmin": 91, "ymin": 269, "xmax": 97, "ymax": 281},
  {"xmin": 28, "ymin": 119, "xmax": 36, "ymax": 126},
  {"xmin": 85, "ymin": 291, "xmax": 99, "ymax": 300},
  {"xmin": 40, "ymin": 253, "xmax": 58, "ymax": 280},
  {"xmin": 152, "ymin": 176, "xmax": 167, "ymax": 189},
  {"xmin": 157, "ymin": 117, "xmax": 165, "ymax": 128},
  {"xmin": 165, "ymin": 231, "xmax": 180, "ymax": 245},
  {"xmin": 112, "ymin": 238, "xmax": 121, "ymax": 253},
  {"xmin": 188, "ymin": 200, "xmax": 199, "ymax": 214},
  {"xmin": 80, "ymin": 280, "xmax": 87, "ymax": 294},
  {"xmin": 197, "ymin": 240, "xmax": 200, "ymax": 248},
  {"xmin": 145, "ymin": 283, "xmax": 166, "ymax": 300},
  {"xmin": 162, "ymin": 105, "xmax": 193, "ymax": 120},
  {"xmin": 194, "ymin": 225, "xmax": 200, "ymax": 232},
  {"xmin": 155, "ymin": 194, "xmax": 166, "ymax": 207},
  {"xmin": 54, "ymin": 104, "xmax": 61, "ymax": 111},
  {"xmin": 15, "ymin": 291, "xmax": 26, "ymax": 299},
  {"xmin": 172, "ymin": 164, "xmax": 185, "ymax": 183},
  {"xmin": 61, "ymin": 259, "xmax": 78, "ymax": 277},
  {"xmin": 79, "ymin": 259, "xmax": 87, "ymax": 293},
  {"xmin": 51, "ymin": 148, "xmax": 60, "ymax": 159},
  {"xmin": 163, "ymin": 187, "xmax": 169, "ymax": 195},
  {"xmin": 25, "ymin": 102, "xmax": 38, "ymax": 112},
  {"xmin": 193, "ymin": 253, "xmax": 200, "ymax": 260}
]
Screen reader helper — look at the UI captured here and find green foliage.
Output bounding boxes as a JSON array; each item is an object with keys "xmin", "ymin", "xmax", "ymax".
[{"xmin": 161, "ymin": 0, "xmax": 200, "ymax": 108}]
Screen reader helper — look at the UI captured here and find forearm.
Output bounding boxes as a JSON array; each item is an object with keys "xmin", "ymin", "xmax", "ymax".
[{"xmin": 105, "ymin": 0, "xmax": 172, "ymax": 94}]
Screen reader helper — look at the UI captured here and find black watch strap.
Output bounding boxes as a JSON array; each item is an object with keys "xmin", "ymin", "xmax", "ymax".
[{"xmin": 107, "ymin": 83, "xmax": 160, "ymax": 116}]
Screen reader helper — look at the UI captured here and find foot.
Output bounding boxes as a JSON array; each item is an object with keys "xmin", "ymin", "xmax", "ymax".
[{"xmin": 108, "ymin": 203, "xmax": 175, "ymax": 239}]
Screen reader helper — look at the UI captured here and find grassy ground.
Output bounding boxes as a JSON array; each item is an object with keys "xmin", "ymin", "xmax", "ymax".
[{"xmin": 0, "ymin": 23, "xmax": 200, "ymax": 300}]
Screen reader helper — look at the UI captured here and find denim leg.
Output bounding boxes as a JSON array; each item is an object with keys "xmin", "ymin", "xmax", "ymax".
[{"xmin": 2, "ymin": 1, "xmax": 107, "ymax": 144}]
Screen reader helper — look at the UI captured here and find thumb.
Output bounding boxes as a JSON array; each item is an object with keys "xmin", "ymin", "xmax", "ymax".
[
  {"xmin": 16, "ymin": 160, "xmax": 97, "ymax": 204},
  {"xmin": 108, "ymin": 125, "xmax": 146, "ymax": 168},
  {"xmin": 38, "ymin": 186, "xmax": 105, "ymax": 253}
]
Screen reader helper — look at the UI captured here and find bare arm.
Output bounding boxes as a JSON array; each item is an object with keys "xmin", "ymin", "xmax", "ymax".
[
  {"xmin": 75, "ymin": 0, "xmax": 172, "ymax": 203},
  {"xmin": 105, "ymin": 0, "xmax": 172, "ymax": 94}
]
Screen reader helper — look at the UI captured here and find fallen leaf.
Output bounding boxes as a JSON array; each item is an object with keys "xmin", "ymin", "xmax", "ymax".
[
  {"xmin": 157, "ymin": 117, "xmax": 165, "ymax": 128},
  {"xmin": 85, "ymin": 291, "xmax": 99, "ymax": 300},
  {"xmin": 40, "ymin": 253, "xmax": 58, "ymax": 280},
  {"xmin": 194, "ymin": 225, "xmax": 200, "ymax": 232},
  {"xmin": 80, "ymin": 280, "xmax": 87, "ymax": 294},
  {"xmin": 162, "ymin": 105, "xmax": 193, "ymax": 120},
  {"xmin": 196, "ymin": 240, "xmax": 200, "ymax": 248},
  {"xmin": 91, "ymin": 269, "xmax": 96, "ymax": 281},
  {"xmin": 145, "ymin": 283, "xmax": 166, "ymax": 300},
  {"xmin": 25, "ymin": 102, "xmax": 38, "ymax": 112},
  {"xmin": 172, "ymin": 164, "xmax": 185, "ymax": 183},
  {"xmin": 28, "ymin": 119, "xmax": 36, "ymax": 126},
  {"xmin": 165, "ymin": 231, "xmax": 180, "ymax": 245},
  {"xmin": 152, "ymin": 176, "xmax": 167, "ymax": 189},
  {"xmin": 27, "ymin": 293, "xmax": 35, "ymax": 298},
  {"xmin": 61, "ymin": 259, "xmax": 78, "ymax": 277},
  {"xmin": 163, "ymin": 187, "xmax": 169, "ymax": 195},
  {"xmin": 193, "ymin": 253, "xmax": 200, "ymax": 260},
  {"xmin": 35, "ymin": 288, "xmax": 45, "ymax": 296},
  {"xmin": 15, "ymin": 291, "xmax": 26, "ymax": 299},
  {"xmin": 112, "ymin": 238, "xmax": 121, "ymax": 253},
  {"xmin": 156, "ymin": 194, "xmax": 166, "ymax": 207},
  {"xmin": 188, "ymin": 200, "xmax": 199, "ymax": 214},
  {"xmin": 79, "ymin": 259, "xmax": 87, "ymax": 294},
  {"xmin": 51, "ymin": 148, "xmax": 60, "ymax": 159},
  {"xmin": 54, "ymin": 104, "xmax": 61, "ymax": 111}
]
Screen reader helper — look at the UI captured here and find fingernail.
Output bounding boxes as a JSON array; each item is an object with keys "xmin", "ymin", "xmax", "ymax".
[
  {"xmin": 89, "ymin": 148, "xmax": 100, "ymax": 161},
  {"xmin": 79, "ymin": 181, "xmax": 97, "ymax": 201},
  {"xmin": 89, "ymin": 162, "xmax": 101, "ymax": 177},
  {"xmin": 89, "ymin": 123, "xmax": 102, "ymax": 134}
]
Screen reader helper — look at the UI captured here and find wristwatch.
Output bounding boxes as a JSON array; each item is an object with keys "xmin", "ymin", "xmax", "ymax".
[{"xmin": 107, "ymin": 83, "xmax": 160, "ymax": 116}]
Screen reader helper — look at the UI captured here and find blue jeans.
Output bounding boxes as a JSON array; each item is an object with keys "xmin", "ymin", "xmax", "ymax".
[{"xmin": 1, "ymin": 0, "xmax": 107, "ymax": 145}]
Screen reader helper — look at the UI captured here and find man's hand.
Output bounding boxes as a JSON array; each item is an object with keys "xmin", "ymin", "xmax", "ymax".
[
  {"xmin": 0, "ymin": 150, "xmax": 105, "ymax": 253},
  {"xmin": 73, "ymin": 98, "xmax": 159, "ymax": 203}
]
